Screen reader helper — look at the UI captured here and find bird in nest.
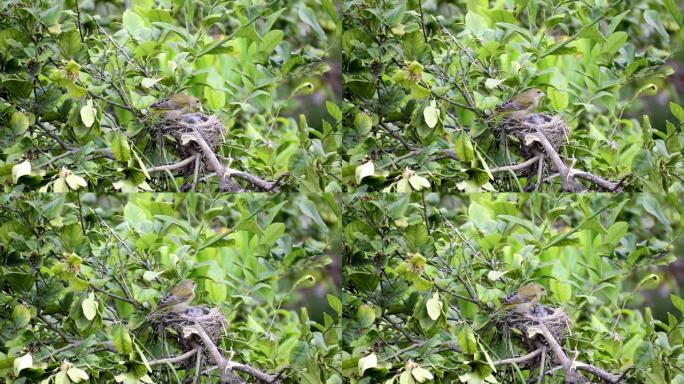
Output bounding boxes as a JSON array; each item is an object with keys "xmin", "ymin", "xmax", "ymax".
[
  {"xmin": 489, "ymin": 88, "xmax": 546, "ymax": 121},
  {"xmin": 149, "ymin": 93, "xmax": 203, "ymax": 120},
  {"xmin": 501, "ymin": 283, "xmax": 547, "ymax": 314},
  {"xmin": 147, "ymin": 279, "xmax": 197, "ymax": 319}
]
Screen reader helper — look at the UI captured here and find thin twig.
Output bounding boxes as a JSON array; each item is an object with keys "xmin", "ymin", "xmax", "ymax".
[
  {"xmin": 491, "ymin": 155, "xmax": 542, "ymax": 173},
  {"xmin": 149, "ymin": 348, "xmax": 199, "ymax": 366},
  {"xmin": 147, "ymin": 155, "xmax": 198, "ymax": 173},
  {"xmin": 492, "ymin": 348, "xmax": 542, "ymax": 366}
]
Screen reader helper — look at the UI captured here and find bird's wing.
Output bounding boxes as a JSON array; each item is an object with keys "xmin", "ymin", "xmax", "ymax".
[
  {"xmin": 502, "ymin": 293, "xmax": 526, "ymax": 305},
  {"xmin": 495, "ymin": 99, "xmax": 526, "ymax": 112},
  {"xmin": 149, "ymin": 98, "xmax": 175, "ymax": 110},
  {"xmin": 157, "ymin": 293, "xmax": 181, "ymax": 307}
]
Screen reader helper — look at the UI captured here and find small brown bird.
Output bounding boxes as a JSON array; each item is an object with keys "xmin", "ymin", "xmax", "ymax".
[
  {"xmin": 147, "ymin": 279, "xmax": 196, "ymax": 318},
  {"xmin": 502, "ymin": 283, "xmax": 547, "ymax": 314},
  {"xmin": 491, "ymin": 88, "xmax": 546, "ymax": 120},
  {"xmin": 149, "ymin": 93, "xmax": 202, "ymax": 120}
]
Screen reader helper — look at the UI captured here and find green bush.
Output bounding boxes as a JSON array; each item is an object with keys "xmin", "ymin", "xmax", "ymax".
[
  {"xmin": 0, "ymin": 0, "xmax": 341, "ymax": 192},
  {"xmin": 0, "ymin": 193, "xmax": 342, "ymax": 383},
  {"xmin": 342, "ymin": 0, "xmax": 684, "ymax": 192},
  {"xmin": 342, "ymin": 193, "xmax": 683, "ymax": 383}
]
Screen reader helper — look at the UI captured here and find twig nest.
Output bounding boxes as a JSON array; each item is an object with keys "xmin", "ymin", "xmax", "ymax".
[
  {"xmin": 150, "ymin": 113, "xmax": 225, "ymax": 159},
  {"xmin": 157, "ymin": 306, "xmax": 227, "ymax": 352},
  {"xmin": 500, "ymin": 305, "xmax": 571, "ymax": 353},
  {"xmin": 499, "ymin": 114, "xmax": 568, "ymax": 159}
]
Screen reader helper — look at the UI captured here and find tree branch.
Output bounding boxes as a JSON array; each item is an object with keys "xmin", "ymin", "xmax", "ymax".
[
  {"xmin": 492, "ymin": 348, "xmax": 542, "ymax": 366},
  {"xmin": 149, "ymin": 348, "xmax": 199, "ymax": 366},
  {"xmin": 147, "ymin": 155, "xmax": 198, "ymax": 173},
  {"xmin": 191, "ymin": 324, "xmax": 279, "ymax": 383},
  {"xmin": 491, "ymin": 155, "xmax": 542, "ymax": 174}
]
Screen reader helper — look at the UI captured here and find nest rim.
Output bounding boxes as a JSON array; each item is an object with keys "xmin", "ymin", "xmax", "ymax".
[{"xmin": 496, "ymin": 113, "xmax": 569, "ymax": 158}]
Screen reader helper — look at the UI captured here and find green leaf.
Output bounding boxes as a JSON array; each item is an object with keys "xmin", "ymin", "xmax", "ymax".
[
  {"xmin": 111, "ymin": 131, "xmax": 131, "ymax": 162},
  {"xmin": 261, "ymin": 30, "xmax": 283, "ymax": 54},
  {"xmin": 671, "ymin": 294, "xmax": 684, "ymax": 315},
  {"xmin": 354, "ymin": 112, "xmax": 372, "ymax": 135},
  {"xmin": 644, "ymin": 10, "xmax": 669, "ymax": 41},
  {"xmin": 355, "ymin": 161, "xmax": 375, "ymax": 184},
  {"xmin": 484, "ymin": 78, "xmax": 504, "ymax": 89},
  {"xmin": 423, "ymin": 100, "xmax": 439, "ymax": 128},
  {"xmin": 327, "ymin": 294, "xmax": 342, "ymax": 316},
  {"xmin": 465, "ymin": 12, "xmax": 488, "ymax": 38},
  {"xmin": 357, "ymin": 304, "xmax": 375, "ymax": 327},
  {"xmin": 669, "ymin": 102, "xmax": 684, "ymax": 123},
  {"xmin": 426, "ymin": 292, "xmax": 442, "ymax": 320},
  {"xmin": 65, "ymin": 174, "xmax": 87, "ymax": 190},
  {"xmin": 82, "ymin": 292, "xmax": 98, "ymax": 321},
  {"xmin": 411, "ymin": 366, "xmax": 433, "ymax": 382},
  {"xmin": 11, "ymin": 160, "xmax": 31, "ymax": 184},
  {"xmin": 358, "ymin": 353, "xmax": 377, "ymax": 376},
  {"xmin": 602, "ymin": 31, "xmax": 628, "ymax": 56},
  {"xmin": 80, "ymin": 99, "xmax": 95, "ymax": 128},
  {"xmin": 123, "ymin": 9, "xmax": 147, "ymax": 40},
  {"xmin": 641, "ymin": 195, "xmax": 671, "ymax": 229},
  {"xmin": 458, "ymin": 326, "xmax": 477, "ymax": 354},
  {"xmin": 13, "ymin": 304, "xmax": 31, "ymax": 327},
  {"xmin": 112, "ymin": 324, "xmax": 133, "ymax": 355},
  {"xmin": 67, "ymin": 367, "xmax": 89, "ymax": 382},
  {"xmin": 289, "ymin": 342, "xmax": 310, "ymax": 368},
  {"xmin": 665, "ymin": 0, "xmax": 682, "ymax": 25},
  {"xmin": 141, "ymin": 78, "xmax": 160, "ymax": 89},
  {"xmin": 10, "ymin": 111, "xmax": 29, "ymax": 134},
  {"xmin": 604, "ymin": 221, "xmax": 628, "ymax": 245},
  {"xmin": 261, "ymin": 223, "xmax": 285, "ymax": 247},
  {"xmin": 298, "ymin": 7, "xmax": 326, "ymax": 40},
  {"xmin": 408, "ymin": 174, "xmax": 430, "ymax": 191},
  {"xmin": 326, "ymin": 101, "xmax": 342, "ymax": 122},
  {"xmin": 13, "ymin": 353, "xmax": 32, "ymax": 376},
  {"xmin": 299, "ymin": 199, "xmax": 326, "ymax": 229},
  {"xmin": 547, "ymin": 88, "xmax": 569, "ymax": 110},
  {"xmin": 455, "ymin": 133, "xmax": 474, "ymax": 162}
]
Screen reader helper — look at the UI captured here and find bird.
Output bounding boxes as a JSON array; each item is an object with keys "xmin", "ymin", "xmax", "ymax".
[
  {"xmin": 148, "ymin": 93, "xmax": 202, "ymax": 120},
  {"xmin": 501, "ymin": 283, "xmax": 547, "ymax": 314},
  {"xmin": 490, "ymin": 88, "xmax": 546, "ymax": 121},
  {"xmin": 147, "ymin": 279, "xmax": 196, "ymax": 318}
]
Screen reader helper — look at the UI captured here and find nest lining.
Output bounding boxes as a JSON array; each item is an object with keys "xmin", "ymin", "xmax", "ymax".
[
  {"xmin": 149, "ymin": 113, "xmax": 225, "ymax": 159},
  {"xmin": 155, "ymin": 306, "xmax": 228, "ymax": 353},
  {"xmin": 498, "ymin": 114, "xmax": 569, "ymax": 159}
]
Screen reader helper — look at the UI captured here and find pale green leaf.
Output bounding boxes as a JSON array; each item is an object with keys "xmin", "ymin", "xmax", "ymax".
[
  {"xmin": 426, "ymin": 292, "xmax": 442, "ymax": 320},
  {"xmin": 358, "ymin": 353, "xmax": 377, "ymax": 376},
  {"xmin": 82, "ymin": 292, "xmax": 98, "ymax": 320},
  {"xmin": 12, "ymin": 160, "xmax": 31, "ymax": 184},
  {"xmin": 356, "ymin": 161, "xmax": 375, "ymax": 184},
  {"xmin": 423, "ymin": 100, "xmax": 439, "ymax": 128},
  {"xmin": 80, "ymin": 99, "xmax": 95, "ymax": 128},
  {"xmin": 13, "ymin": 353, "xmax": 32, "ymax": 376}
]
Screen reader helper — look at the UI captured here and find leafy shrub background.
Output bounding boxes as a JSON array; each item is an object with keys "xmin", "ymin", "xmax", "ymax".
[
  {"xmin": 0, "ymin": 0, "xmax": 341, "ymax": 192},
  {"xmin": 342, "ymin": 193, "xmax": 683, "ymax": 383},
  {"xmin": 342, "ymin": 0, "xmax": 684, "ymax": 192},
  {"xmin": 0, "ymin": 193, "xmax": 342, "ymax": 383}
]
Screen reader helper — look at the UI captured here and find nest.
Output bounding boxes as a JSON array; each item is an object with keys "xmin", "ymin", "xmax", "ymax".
[
  {"xmin": 498, "ymin": 114, "xmax": 568, "ymax": 159},
  {"xmin": 498, "ymin": 305, "xmax": 571, "ymax": 357},
  {"xmin": 155, "ymin": 306, "xmax": 228, "ymax": 353},
  {"xmin": 149, "ymin": 113, "xmax": 225, "ymax": 159}
]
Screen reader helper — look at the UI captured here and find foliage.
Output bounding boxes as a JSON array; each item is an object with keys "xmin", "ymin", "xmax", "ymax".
[
  {"xmin": 342, "ymin": 0, "xmax": 684, "ymax": 192},
  {"xmin": 0, "ymin": 193, "xmax": 342, "ymax": 383},
  {"xmin": 0, "ymin": 0, "xmax": 341, "ymax": 192},
  {"xmin": 342, "ymin": 193, "xmax": 683, "ymax": 383}
]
